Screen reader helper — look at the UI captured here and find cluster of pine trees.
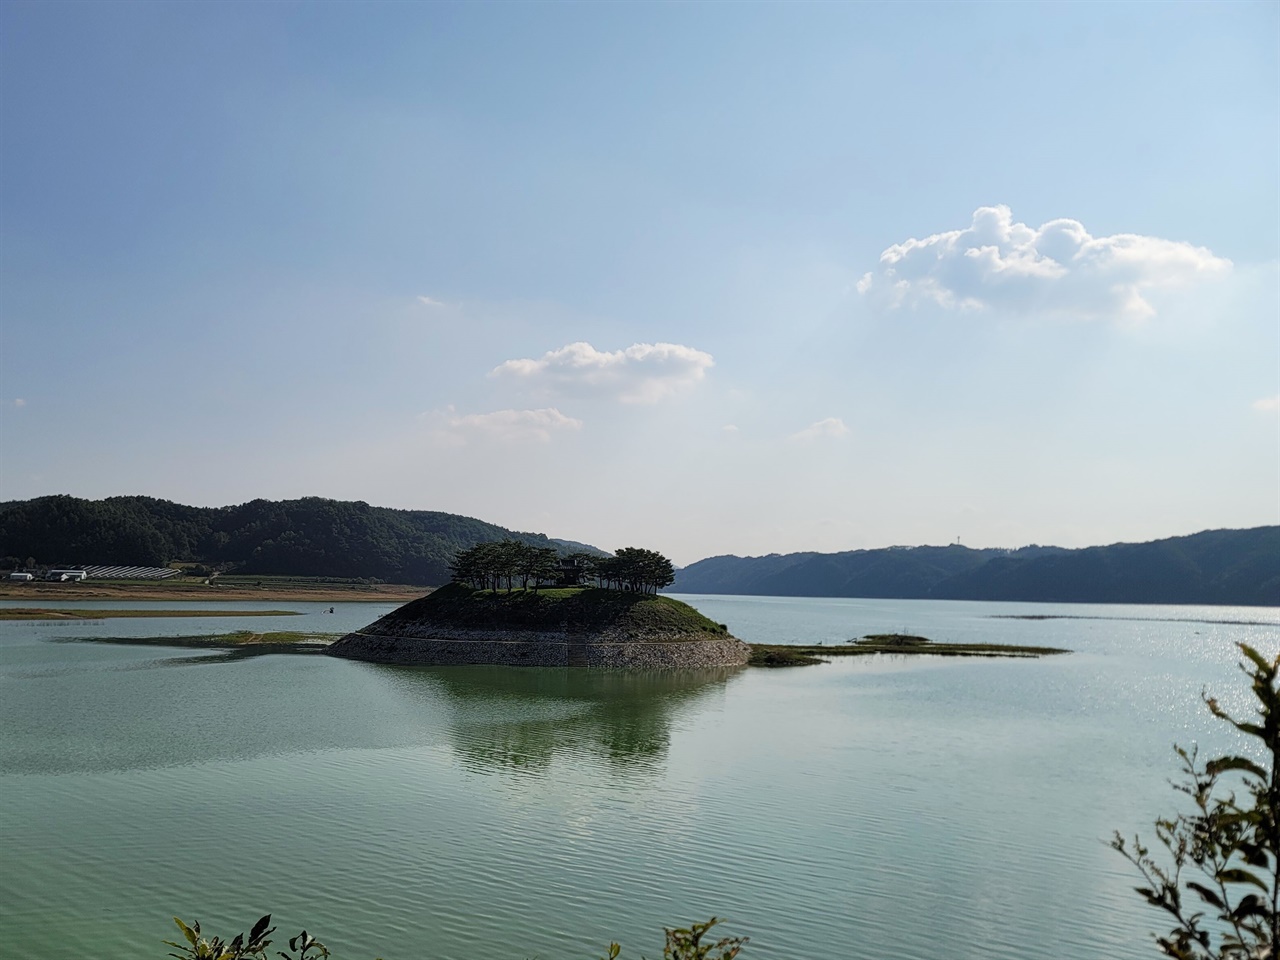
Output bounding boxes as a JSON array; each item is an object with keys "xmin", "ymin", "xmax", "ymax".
[
  {"xmin": 449, "ymin": 540, "xmax": 564, "ymax": 591},
  {"xmin": 450, "ymin": 542, "xmax": 675, "ymax": 594}
]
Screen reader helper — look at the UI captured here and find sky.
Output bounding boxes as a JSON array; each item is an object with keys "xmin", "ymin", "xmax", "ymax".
[{"xmin": 1, "ymin": 1, "xmax": 1277, "ymax": 565}]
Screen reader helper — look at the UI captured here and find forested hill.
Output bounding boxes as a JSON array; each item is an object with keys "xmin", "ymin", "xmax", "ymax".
[
  {"xmin": 671, "ymin": 527, "xmax": 1280, "ymax": 607},
  {"xmin": 0, "ymin": 495, "xmax": 589, "ymax": 585}
]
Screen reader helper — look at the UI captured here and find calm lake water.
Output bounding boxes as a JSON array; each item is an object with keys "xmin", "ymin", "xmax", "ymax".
[{"xmin": 2, "ymin": 594, "xmax": 1278, "ymax": 960}]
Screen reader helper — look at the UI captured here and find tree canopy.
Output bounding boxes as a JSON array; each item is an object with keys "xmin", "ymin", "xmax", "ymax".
[
  {"xmin": 449, "ymin": 540, "xmax": 561, "ymax": 592},
  {"xmin": 596, "ymin": 547, "xmax": 675, "ymax": 595},
  {"xmin": 450, "ymin": 542, "xmax": 675, "ymax": 595}
]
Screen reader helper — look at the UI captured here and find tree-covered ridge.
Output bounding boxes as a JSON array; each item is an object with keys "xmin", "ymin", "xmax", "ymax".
[
  {"xmin": 0, "ymin": 495, "xmax": 588, "ymax": 585},
  {"xmin": 671, "ymin": 527, "xmax": 1280, "ymax": 606}
]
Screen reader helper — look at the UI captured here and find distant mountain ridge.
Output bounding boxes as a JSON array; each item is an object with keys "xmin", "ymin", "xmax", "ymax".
[
  {"xmin": 671, "ymin": 527, "xmax": 1280, "ymax": 607},
  {"xmin": 550, "ymin": 538, "xmax": 611, "ymax": 558},
  {"xmin": 0, "ymin": 495, "xmax": 600, "ymax": 586}
]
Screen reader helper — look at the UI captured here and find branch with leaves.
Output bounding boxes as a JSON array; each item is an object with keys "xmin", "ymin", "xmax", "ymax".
[
  {"xmin": 1114, "ymin": 643, "xmax": 1280, "ymax": 960},
  {"xmin": 165, "ymin": 915, "xmax": 335, "ymax": 960},
  {"xmin": 164, "ymin": 915, "xmax": 743, "ymax": 960}
]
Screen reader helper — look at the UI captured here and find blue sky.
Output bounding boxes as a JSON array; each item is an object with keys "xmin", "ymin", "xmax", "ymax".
[{"xmin": 2, "ymin": 1, "xmax": 1276, "ymax": 564}]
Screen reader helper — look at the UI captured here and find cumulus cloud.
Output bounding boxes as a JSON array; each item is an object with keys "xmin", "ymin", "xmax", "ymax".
[
  {"xmin": 442, "ymin": 407, "xmax": 582, "ymax": 443},
  {"xmin": 492, "ymin": 341, "xmax": 714, "ymax": 404},
  {"xmin": 417, "ymin": 295, "xmax": 445, "ymax": 308},
  {"xmin": 791, "ymin": 417, "xmax": 849, "ymax": 441},
  {"xmin": 858, "ymin": 205, "xmax": 1231, "ymax": 321},
  {"xmin": 1254, "ymin": 395, "xmax": 1280, "ymax": 413}
]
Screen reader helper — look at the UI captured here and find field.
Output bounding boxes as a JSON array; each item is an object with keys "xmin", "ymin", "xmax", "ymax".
[{"xmin": 0, "ymin": 608, "xmax": 302, "ymax": 621}]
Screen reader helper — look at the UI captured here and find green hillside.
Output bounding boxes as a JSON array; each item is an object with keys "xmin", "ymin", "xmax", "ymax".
[
  {"xmin": 672, "ymin": 527, "xmax": 1280, "ymax": 606},
  {"xmin": 0, "ymin": 495, "xmax": 583, "ymax": 586}
]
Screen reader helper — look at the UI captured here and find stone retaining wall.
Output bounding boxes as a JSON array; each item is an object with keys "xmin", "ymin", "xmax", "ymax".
[{"xmin": 326, "ymin": 629, "xmax": 751, "ymax": 669}]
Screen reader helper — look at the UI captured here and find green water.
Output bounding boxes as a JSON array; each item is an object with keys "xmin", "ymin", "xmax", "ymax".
[{"xmin": 2, "ymin": 596, "xmax": 1278, "ymax": 959}]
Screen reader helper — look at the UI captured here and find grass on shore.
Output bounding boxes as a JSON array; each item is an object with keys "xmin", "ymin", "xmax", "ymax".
[
  {"xmin": 217, "ymin": 630, "xmax": 339, "ymax": 645},
  {"xmin": 0, "ymin": 608, "xmax": 302, "ymax": 621},
  {"xmin": 749, "ymin": 633, "xmax": 1070, "ymax": 667}
]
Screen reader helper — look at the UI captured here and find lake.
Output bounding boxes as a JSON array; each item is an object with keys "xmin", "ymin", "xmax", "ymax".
[{"xmin": 2, "ymin": 594, "xmax": 1278, "ymax": 960}]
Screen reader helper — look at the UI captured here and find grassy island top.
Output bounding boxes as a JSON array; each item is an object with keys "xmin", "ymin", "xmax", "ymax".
[{"xmin": 370, "ymin": 582, "xmax": 731, "ymax": 637}]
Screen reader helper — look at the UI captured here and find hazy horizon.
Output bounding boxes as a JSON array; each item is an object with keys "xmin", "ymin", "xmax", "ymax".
[{"xmin": 3, "ymin": 2, "xmax": 1277, "ymax": 567}]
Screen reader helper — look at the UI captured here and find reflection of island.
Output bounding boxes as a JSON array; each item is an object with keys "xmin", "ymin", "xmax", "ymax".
[{"xmin": 393, "ymin": 666, "xmax": 742, "ymax": 776}]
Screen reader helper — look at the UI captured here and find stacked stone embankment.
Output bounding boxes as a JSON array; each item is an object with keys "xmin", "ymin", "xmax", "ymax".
[
  {"xmin": 327, "ymin": 627, "xmax": 751, "ymax": 669},
  {"xmin": 325, "ymin": 585, "xmax": 751, "ymax": 669}
]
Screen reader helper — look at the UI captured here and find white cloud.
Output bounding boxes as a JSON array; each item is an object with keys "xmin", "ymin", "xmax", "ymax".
[
  {"xmin": 492, "ymin": 341, "xmax": 714, "ymax": 404},
  {"xmin": 13, "ymin": 398, "xmax": 25, "ymax": 407},
  {"xmin": 1253, "ymin": 395, "xmax": 1280, "ymax": 413},
  {"xmin": 791, "ymin": 417, "xmax": 849, "ymax": 441},
  {"xmin": 442, "ymin": 407, "xmax": 582, "ymax": 443},
  {"xmin": 722, "ymin": 424, "xmax": 739, "ymax": 433},
  {"xmin": 417, "ymin": 295, "xmax": 445, "ymax": 308},
  {"xmin": 858, "ymin": 205, "xmax": 1231, "ymax": 321}
]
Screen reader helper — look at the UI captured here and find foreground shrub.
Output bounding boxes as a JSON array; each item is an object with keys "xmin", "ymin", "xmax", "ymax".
[
  {"xmin": 164, "ymin": 914, "xmax": 747, "ymax": 960},
  {"xmin": 1113, "ymin": 643, "xmax": 1280, "ymax": 959}
]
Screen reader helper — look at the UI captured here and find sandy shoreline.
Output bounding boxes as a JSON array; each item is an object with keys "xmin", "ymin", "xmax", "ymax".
[{"xmin": 0, "ymin": 608, "xmax": 310, "ymax": 621}]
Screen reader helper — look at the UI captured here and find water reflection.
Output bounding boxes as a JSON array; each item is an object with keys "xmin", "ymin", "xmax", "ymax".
[{"xmin": 383, "ymin": 665, "xmax": 743, "ymax": 777}]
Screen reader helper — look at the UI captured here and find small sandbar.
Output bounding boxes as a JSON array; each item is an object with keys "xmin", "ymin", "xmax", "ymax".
[
  {"xmin": 61, "ymin": 630, "xmax": 339, "ymax": 650},
  {"xmin": 750, "ymin": 633, "xmax": 1070, "ymax": 667}
]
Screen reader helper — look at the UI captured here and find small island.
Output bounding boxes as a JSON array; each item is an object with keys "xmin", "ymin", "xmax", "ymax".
[
  {"xmin": 749, "ymin": 633, "xmax": 1071, "ymax": 666},
  {"xmin": 327, "ymin": 543, "xmax": 752, "ymax": 669},
  {"xmin": 319, "ymin": 543, "xmax": 1073, "ymax": 670}
]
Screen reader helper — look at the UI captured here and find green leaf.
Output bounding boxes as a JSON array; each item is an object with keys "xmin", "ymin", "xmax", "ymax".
[
  {"xmin": 1238, "ymin": 644, "xmax": 1274, "ymax": 676},
  {"xmin": 1216, "ymin": 868, "xmax": 1269, "ymax": 891},
  {"xmin": 251, "ymin": 915, "xmax": 272, "ymax": 944},
  {"xmin": 1205, "ymin": 755, "xmax": 1268, "ymax": 779},
  {"xmin": 1186, "ymin": 881, "xmax": 1225, "ymax": 908},
  {"xmin": 175, "ymin": 918, "xmax": 199, "ymax": 947},
  {"xmin": 1231, "ymin": 894, "xmax": 1267, "ymax": 920}
]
